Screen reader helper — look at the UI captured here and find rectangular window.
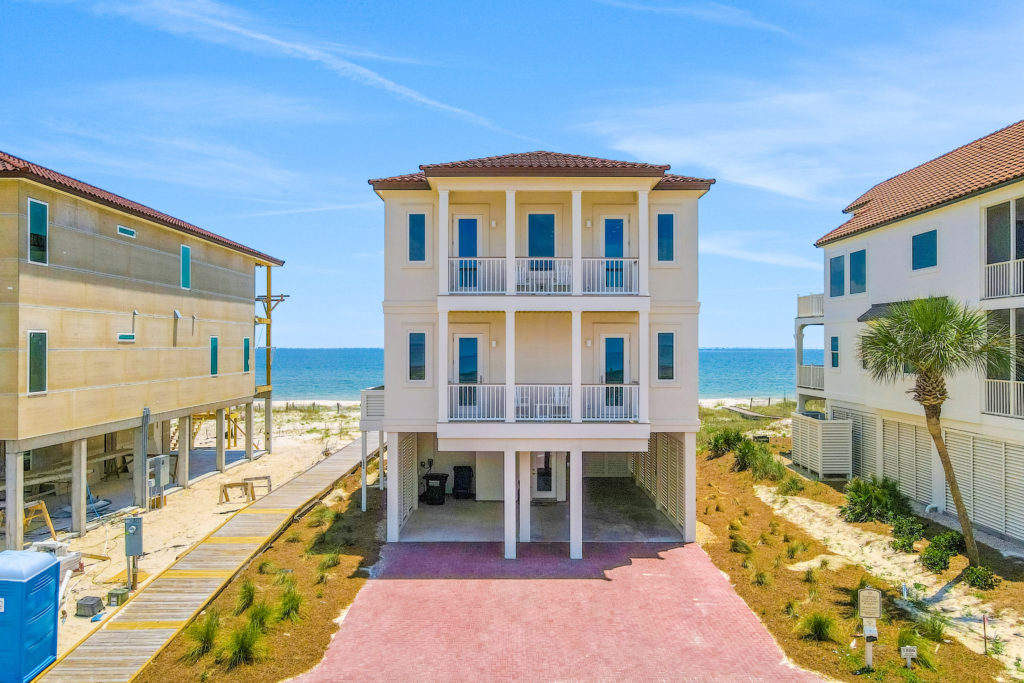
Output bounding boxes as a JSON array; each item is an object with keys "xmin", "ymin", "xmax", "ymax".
[
  {"xmin": 829, "ymin": 255, "xmax": 845, "ymax": 297},
  {"xmin": 830, "ymin": 336, "xmax": 840, "ymax": 368},
  {"xmin": 849, "ymin": 249, "xmax": 866, "ymax": 294},
  {"xmin": 657, "ymin": 214, "xmax": 674, "ymax": 261},
  {"xmin": 117, "ymin": 225, "xmax": 137, "ymax": 238},
  {"xmin": 180, "ymin": 245, "xmax": 192, "ymax": 289},
  {"xmin": 243, "ymin": 337, "xmax": 251, "ymax": 373},
  {"xmin": 912, "ymin": 230, "xmax": 937, "ymax": 270},
  {"xmin": 408, "ymin": 213, "xmax": 426, "ymax": 262},
  {"xmin": 116, "ymin": 333, "xmax": 136, "ymax": 343},
  {"xmin": 657, "ymin": 332, "xmax": 675, "ymax": 380},
  {"xmin": 527, "ymin": 214, "xmax": 555, "ymax": 257},
  {"xmin": 210, "ymin": 336, "xmax": 218, "ymax": 375},
  {"xmin": 28, "ymin": 331, "xmax": 47, "ymax": 394},
  {"xmin": 408, "ymin": 332, "xmax": 426, "ymax": 381},
  {"xmin": 28, "ymin": 199, "xmax": 48, "ymax": 264},
  {"xmin": 987, "ymin": 202, "xmax": 1011, "ymax": 265}
]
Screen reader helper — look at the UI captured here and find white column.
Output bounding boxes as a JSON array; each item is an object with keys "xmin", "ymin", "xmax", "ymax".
[
  {"xmin": 438, "ymin": 310, "xmax": 448, "ymax": 423},
  {"xmin": 518, "ymin": 451, "xmax": 531, "ymax": 542},
  {"xmin": 71, "ymin": 439, "xmax": 88, "ymax": 534},
  {"xmin": 386, "ymin": 432, "xmax": 401, "ymax": 542},
  {"xmin": 794, "ymin": 323, "xmax": 805, "ymax": 366},
  {"xmin": 133, "ymin": 425, "xmax": 148, "ymax": 509},
  {"xmin": 571, "ymin": 190, "xmax": 582, "ymax": 295},
  {"xmin": 378, "ymin": 430, "xmax": 385, "ymax": 490},
  {"xmin": 215, "ymin": 408, "xmax": 226, "ymax": 471},
  {"xmin": 177, "ymin": 415, "xmax": 191, "ymax": 487},
  {"xmin": 638, "ymin": 189, "xmax": 649, "ymax": 295},
  {"xmin": 245, "ymin": 402, "xmax": 254, "ymax": 460},
  {"xmin": 361, "ymin": 431, "xmax": 368, "ymax": 513},
  {"xmin": 683, "ymin": 432, "xmax": 697, "ymax": 543},
  {"xmin": 504, "ymin": 448, "xmax": 517, "ymax": 559},
  {"xmin": 572, "ymin": 309, "xmax": 582, "ymax": 422},
  {"xmin": 505, "ymin": 310, "xmax": 515, "ymax": 422},
  {"xmin": 264, "ymin": 397, "xmax": 273, "ymax": 453},
  {"xmin": 639, "ymin": 309, "xmax": 649, "ymax": 423},
  {"xmin": 5, "ymin": 450, "xmax": 24, "ymax": 550},
  {"xmin": 569, "ymin": 448, "xmax": 583, "ymax": 559},
  {"xmin": 438, "ymin": 189, "xmax": 449, "ymax": 295},
  {"xmin": 505, "ymin": 190, "xmax": 516, "ymax": 294}
]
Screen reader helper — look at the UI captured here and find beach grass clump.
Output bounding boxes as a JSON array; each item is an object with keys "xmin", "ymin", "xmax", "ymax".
[
  {"xmin": 918, "ymin": 613, "xmax": 949, "ymax": 642},
  {"xmin": 732, "ymin": 441, "xmax": 785, "ymax": 481},
  {"xmin": 778, "ymin": 475, "xmax": 804, "ymax": 496},
  {"xmin": 247, "ymin": 601, "xmax": 272, "ymax": 633},
  {"xmin": 317, "ymin": 552, "xmax": 340, "ymax": 571},
  {"xmin": 898, "ymin": 626, "xmax": 935, "ymax": 670},
  {"xmin": 796, "ymin": 613, "xmax": 838, "ymax": 642},
  {"xmin": 234, "ymin": 579, "xmax": 255, "ymax": 615},
  {"xmin": 839, "ymin": 476, "xmax": 911, "ymax": 523},
  {"xmin": 183, "ymin": 609, "xmax": 220, "ymax": 664},
  {"xmin": 707, "ymin": 428, "xmax": 745, "ymax": 458},
  {"xmin": 728, "ymin": 518, "xmax": 743, "ymax": 531},
  {"xmin": 223, "ymin": 622, "xmax": 265, "ymax": 669},
  {"xmin": 278, "ymin": 588, "xmax": 303, "ymax": 622},
  {"xmin": 306, "ymin": 505, "xmax": 336, "ymax": 529},
  {"xmin": 752, "ymin": 570, "xmax": 772, "ymax": 587},
  {"xmin": 730, "ymin": 537, "xmax": 753, "ymax": 554},
  {"xmin": 256, "ymin": 560, "xmax": 276, "ymax": 574},
  {"xmin": 803, "ymin": 568, "xmax": 817, "ymax": 584}
]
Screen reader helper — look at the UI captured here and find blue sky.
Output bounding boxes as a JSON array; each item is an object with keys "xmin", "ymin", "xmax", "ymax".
[{"xmin": 4, "ymin": 0, "xmax": 1024, "ymax": 349}]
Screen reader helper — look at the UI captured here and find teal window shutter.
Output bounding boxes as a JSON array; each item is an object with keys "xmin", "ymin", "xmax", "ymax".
[
  {"xmin": 181, "ymin": 245, "xmax": 192, "ymax": 288},
  {"xmin": 210, "ymin": 337, "xmax": 219, "ymax": 375}
]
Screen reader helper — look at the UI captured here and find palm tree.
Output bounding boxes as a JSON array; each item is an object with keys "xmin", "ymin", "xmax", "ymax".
[{"xmin": 859, "ymin": 297, "xmax": 1011, "ymax": 567}]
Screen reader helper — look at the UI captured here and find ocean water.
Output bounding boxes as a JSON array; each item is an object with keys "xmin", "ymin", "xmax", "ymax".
[{"xmin": 257, "ymin": 347, "xmax": 824, "ymax": 401}]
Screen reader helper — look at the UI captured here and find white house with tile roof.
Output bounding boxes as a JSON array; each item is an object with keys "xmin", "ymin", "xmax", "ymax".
[
  {"xmin": 794, "ymin": 121, "xmax": 1024, "ymax": 544},
  {"xmin": 361, "ymin": 152, "xmax": 713, "ymax": 559}
]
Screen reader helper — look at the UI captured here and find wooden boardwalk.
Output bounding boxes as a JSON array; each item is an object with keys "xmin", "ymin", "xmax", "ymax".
[{"xmin": 38, "ymin": 434, "xmax": 378, "ymax": 683}]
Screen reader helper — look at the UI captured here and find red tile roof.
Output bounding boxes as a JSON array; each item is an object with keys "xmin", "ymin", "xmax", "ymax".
[
  {"xmin": 369, "ymin": 151, "xmax": 714, "ymax": 189},
  {"xmin": 0, "ymin": 150, "xmax": 284, "ymax": 265},
  {"xmin": 817, "ymin": 120, "xmax": 1024, "ymax": 247}
]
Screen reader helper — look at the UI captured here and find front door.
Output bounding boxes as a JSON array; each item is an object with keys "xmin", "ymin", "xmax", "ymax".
[
  {"xmin": 531, "ymin": 451, "xmax": 556, "ymax": 499},
  {"xmin": 603, "ymin": 217, "xmax": 625, "ymax": 288},
  {"xmin": 601, "ymin": 335, "xmax": 628, "ymax": 407},
  {"xmin": 456, "ymin": 217, "xmax": 478, "ymax": 289}
]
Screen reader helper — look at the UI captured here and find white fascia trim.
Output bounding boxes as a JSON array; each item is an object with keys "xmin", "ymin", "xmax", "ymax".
[
  {"xmin": 439, "ymin": 295, "xmax": 651, "ymax": 313},
  {"xmin": 437, "ymin": 421, "xmax": 650, "ymax": 442},
  {"xmin": 438, "ymin": 436, "xmax": 650, "ymax": 453}
]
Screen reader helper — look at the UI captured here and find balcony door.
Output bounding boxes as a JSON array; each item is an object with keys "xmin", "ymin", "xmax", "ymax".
[
  {"xmin": 600, "ymin": 334, "xmax": 629, "ymax": 407},
  {"xmin": 456, "ymin": 217, "xmax": 479, "ymax": 289},
  {"xmin": 602, "ymin": 217, "xmax": 626, "ymax": 288},
  {"xmin": 453, "ymin": 334, "xmax": 485, "ymax": 414}
]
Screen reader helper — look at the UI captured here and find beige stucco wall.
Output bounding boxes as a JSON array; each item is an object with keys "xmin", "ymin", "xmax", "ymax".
[{"xmin": 1, "ymin": 178, "xmax": 261, "ymax": 443}]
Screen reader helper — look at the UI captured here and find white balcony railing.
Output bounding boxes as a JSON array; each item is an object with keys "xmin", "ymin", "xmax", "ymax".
[
  {"xmin": 514, "ymin": 258, "xmax": 572, "ymax": 294},
  {"xmin": 448, "ymin": 384, "xmax": 505, "ymax": 421},
  {"xmin": 797, "ymin": 365, "xmax": 824, "ymax": 390},
  {"xmin": 581, "ymin": 384, "xmax": 639, "ymax": 422},
  {"xmin": 983, "ymin": 379, "xmax": 1024, "ymax": 418},
  {"xmin": 514, "ymin": 384, "xmax": 571, "ymax": 421},
  {"xmin": 797, "ymin": 293, "xmax": 824, "ymax": 317},
  {"xmin": 983, "ymin": 260, "xmax": 1024, "ymax": 298},
  {"xmin": 581, "ymin": 258, "xmax": 639, "ymax": 294},
  {"xmin": 447, "ymin": 257, "xmax": 506, "ymax": 294}
]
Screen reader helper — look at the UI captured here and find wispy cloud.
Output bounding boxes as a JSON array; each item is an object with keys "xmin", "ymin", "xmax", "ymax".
[
  {"xmin": 700, "ymin": 231, "xmax": 821, "ymax": 270},
  {"xmin": 233, "ymin": 201, "xmax": 379, "ymax": 218},
  {"xmin": 89, "ymin": 0, "xmax": 513, "ymax": 134},
  {"xmin": 595, "ymin": 0, "xmax": 788, "ymax": 34}
]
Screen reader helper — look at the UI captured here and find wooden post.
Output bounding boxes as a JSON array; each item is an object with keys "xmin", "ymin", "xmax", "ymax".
[
  {"xmin": 133, "ymin": 420, "xmax": 148, "ymax": 510},
  {"xmin": 245, "ymin": 402, "xmax": 254, "ymax": 460},
  {"xmin": 5, "ymin": 448, "xmax": 24, "ymax": 550},
  {"xmin": 216, "ymin": 408, "xmax": 226, "ymax": 471},
  {"xmin": 71, "ymin": 439, "xmax": 88, "ymax": 534},
  {"xmin": 177, "ymin": 415, "xmax": 191, "ymax": 487}
]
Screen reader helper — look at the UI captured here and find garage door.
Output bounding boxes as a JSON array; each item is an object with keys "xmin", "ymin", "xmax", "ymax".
[
  {"xmin": 830, "ymin": 406, "xmax": 877, "ymax": 479},
  {"xmin": 881, "ymin": 419, "xmax": 932, "ymax": 505},
  {"xmin": 945, "ymin": 430, "xmax": 1024, "ymax": 542}
]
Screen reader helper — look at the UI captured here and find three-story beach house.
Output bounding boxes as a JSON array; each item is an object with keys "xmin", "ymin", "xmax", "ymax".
[
  {"xmin": 793, "ymin": 121, "xmax": 1024, "ymax": 544},
  {"xmin": 0, "ymin": 151, "xmax": 283, "ymax": 550},
  {"xmin": 364, "ymin": 152, "xmax": 712, "ymax": 558}
]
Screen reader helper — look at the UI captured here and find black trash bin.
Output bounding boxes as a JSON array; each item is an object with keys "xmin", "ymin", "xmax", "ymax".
[{"xmin": 422, "ymin": 472, "xmax": 449, "ymax": 505}]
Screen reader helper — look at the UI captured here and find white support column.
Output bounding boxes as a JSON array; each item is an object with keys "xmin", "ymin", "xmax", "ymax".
[
  {"xmin": 571, "ymin": 190, "xmax": 582, "ymax": 295},
  {"xmin": 5, "ymin": 450, "xmax": 24, "ymax": 550},
  {"xmin": 264, "ymin": 397, "xmax": 273, "ymax": 453},
  {"xmin": 639, "ymin": 309, "xmax": 649, "ymax": 423},
  {"xmin": 505, "ymin": 310, "xmax": 516, "ymax": 422},
  {"xmin": 638, "ymin": 189, "xmax": 649, "ymax": 295},
  {"xmin": 71, "ymin": 439, "xmax": 88, "ymax": 535},
  {"xmin": 504, "ymin": 448, "xmax": 517, "ymax": 559},
  {"xmin": 518, "ymin": 451, "xmax": 530, "ymax": 542},
  {"xmin": 215, "ymin": 408, "xmax": 226, "ymax": 472},
  {"xmin": 505, "ymin": 189, "xmax": 516, "ymax": 294},
  {"xmin": 683, "ymin": 432, "xmax": 697, "ymax": 543},
  {"xmin": 438, "ymin": 189, "xmax": 449, "ymax": 295},
  {"xmin": 177, "ymin": 415, "xmax": 191, "ymax": 487},
  {"xmin": 571, "ymin": 309, "xmax": 582, "ymax": 423},
  {"xmin": 245, "ymin": 402, "xmax": 254, "ymax": 460},
  {"xmin": 438, "ymin": 310, "xmax": 448, "ymax": 423},
  {"xmin": 794, "ymin": 323, "xmax": 805, "ymax": 367},
  {"xmin": 360, "ymin": 431, "xmax": 368, "ymax": 512},
  {"xmin": 378, "ymin": 430, "xmax": 385, "ymax": 489},
  {"xmin": 569, "ymin": 448, "xmax": 583, "ymax": 559},
  {"xmin": 386, "ymin": 432, "xmax": 401, "ymax": 542},
  {"xmin": 133, "ymin": 425, "xmax": 148, "ymax": 509}
]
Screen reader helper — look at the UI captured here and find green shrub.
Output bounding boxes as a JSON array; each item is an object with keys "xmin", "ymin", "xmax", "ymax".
[
  {"xmin": 234, "ymin": 579, "xmax": 255, "ymax": 615},
  {"xmin": 317, "ymin": 553, "xmax": 341, "ymax": 571},
  {"xmin": 733, "ymin": 441, "xmax": 786, "ymax": 481},
  {"xmin": 752, "ymin": 570, "xmax": 772, "ymax": 587},
  {"xmin": 889, "ymin": 536, "xmax": 916, "ymax": 553},
  {"xmin": 184, "ymin": 610, "xmax": 220, "ymax": 664},
  {"xmin": 796, "ymin": 613, "xmax": 838, "ymax": 642},
  {"xmin": 731, "ymin": 439, "xmax": 757, "ymax": 472},
  {"xmin": 223, "ymin": 622, "xmax": 265, "ymax": 669},
  {"xmin": 920, "ymin": 544, "xmax": 951, "ymax": 573},
  {"xmin": 278, "ymin": 588, "xmax": 303, "ymax": 622},
  {"xmin": 898, "ymin": 626, "xmax": 935, "ymax": 670},
  {"xmin": 839, "ymin": 476, "xmax": 911, "ymax": 523},
  {"xmin": 963, "ymin": 565, "xmax": 1000, "ymax": 590},
  {"xmin": 708, "ymin": 428, "xmax": 745, "ymax": 458},
  {"xmin": 778, "ymin": 476, "xmax": 804, "ymax": 496},
  {"xmin": 730, "ymin": 537, "xmax": 753, "ymax": 554},
  {"xmin": 917, "ymin": 613, "xmax": 949, "ymax": 642},
  {"xmin": 247, "ymin": 601, "xmax": 272, "ymax": 632},
  {"xmin": 930, "ymin": 530, "xmax": 965, "ymax": 555}
]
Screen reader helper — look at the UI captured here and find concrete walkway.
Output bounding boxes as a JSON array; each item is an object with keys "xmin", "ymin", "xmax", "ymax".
[
  {"xmin": 297, "ymin": 542, "xmax": 822, "ymax": 682},
  {"xmin": 38, "ymin": 434, "xmax": 377, "ymax": 683}
]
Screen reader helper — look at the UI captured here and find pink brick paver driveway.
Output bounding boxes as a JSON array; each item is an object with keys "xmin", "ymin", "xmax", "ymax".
[{"xmin": 297, "ymin": 542, "xmax": 822, "ymax": 682}]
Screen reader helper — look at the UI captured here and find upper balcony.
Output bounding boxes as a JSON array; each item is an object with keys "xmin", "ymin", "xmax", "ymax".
[
  {"xmin": 796, "ymin": 293, "xmax": 824, "ymax": 318},
  {"xmin": 446, "ymin": 257, "xmax": 640, "ymax": 295}
]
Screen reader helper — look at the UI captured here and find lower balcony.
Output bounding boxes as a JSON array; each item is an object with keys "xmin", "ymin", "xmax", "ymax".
[
  {"xmin": 797, "ymin": 365, "xmax": 824, "ymax": 391},
  {"xmin": 983, "ymin": 379, "xmax": 1024, "ymax": 418}
]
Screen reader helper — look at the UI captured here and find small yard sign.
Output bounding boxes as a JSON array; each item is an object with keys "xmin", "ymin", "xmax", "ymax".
[
  {"xmin": 901, "ymin": 645, "xmax": 918, "ymax": 668},
  {"xmin": 858, "ymin": 587, "xmax": 882, "ymax": 619}
]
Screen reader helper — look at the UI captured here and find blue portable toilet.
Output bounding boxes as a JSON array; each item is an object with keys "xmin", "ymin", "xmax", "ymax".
[{"xmin": 0, "ymin": 550, "xmax": 60, "ymax": 683}]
